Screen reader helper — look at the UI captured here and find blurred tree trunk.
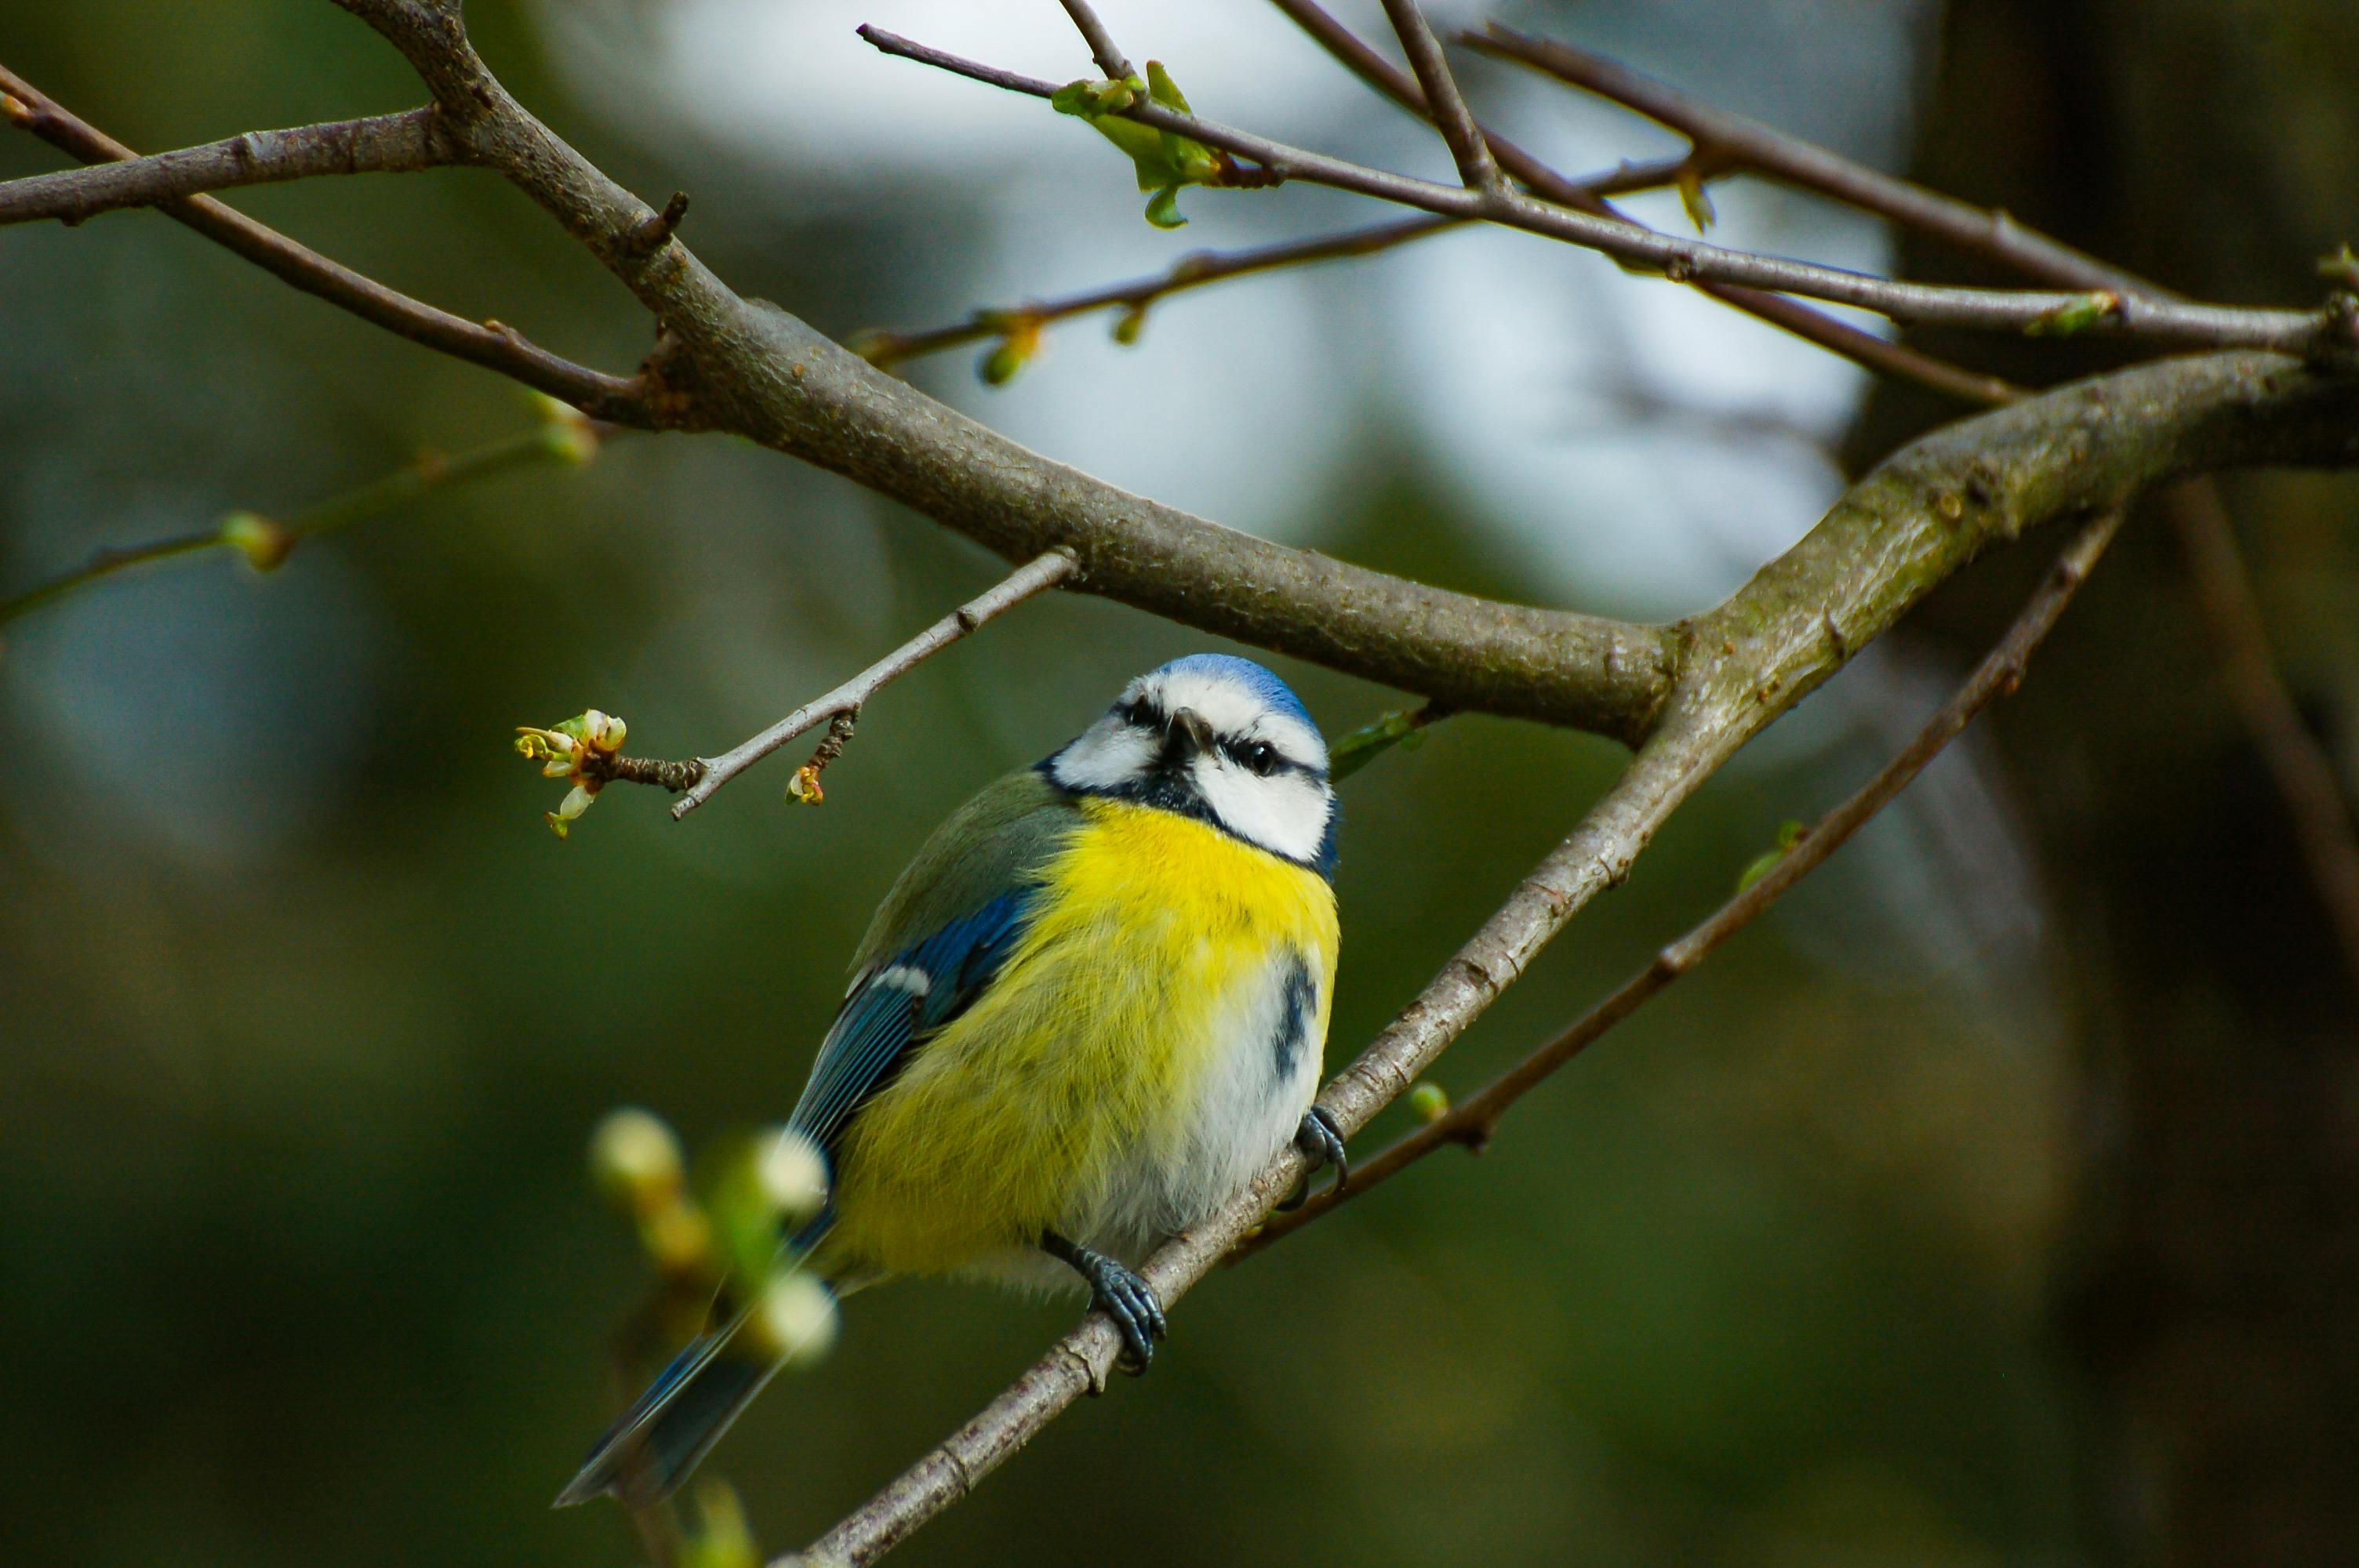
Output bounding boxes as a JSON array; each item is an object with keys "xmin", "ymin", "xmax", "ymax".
[{"xmin": 1856, "ymin": 1, "xmax": 2359, "ymax": 1562}]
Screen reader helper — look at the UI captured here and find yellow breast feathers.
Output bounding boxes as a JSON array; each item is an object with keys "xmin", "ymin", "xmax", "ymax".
[{"xmin": 824, "ymin": 797, "xmax": 1338, "ymax": 1277}]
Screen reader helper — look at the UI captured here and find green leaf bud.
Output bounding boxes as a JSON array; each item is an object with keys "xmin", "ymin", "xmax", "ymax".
[
  {"xmin": 1676, "ymin": 168, "xmax": 1716, "ymax": 232},
  {"xmin": 1144, "ymin": 61, "xmax": 1193, "ymax": 114},
  {"xmin": 1735, "ymin": 819, "xmax": 1809, "ymax": 891},
  {"xmin": 220, "ymin": 510, "xmax": 292, "ymax": 572},
  {"xmin": 2024, "ymin": 290, "xmax": 2120, "ymax": 337},
  {"xmin": 1407, "ymin": 1081, "xmax": 1452, "ymax": 1123}
]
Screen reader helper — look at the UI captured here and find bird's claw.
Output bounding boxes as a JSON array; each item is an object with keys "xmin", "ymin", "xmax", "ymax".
[
  {"xmin": 1043, "ymin": 1232, "xmax": 1166, "ymax": 1375},
  {"xmin": 1275, "ymin": 1105, "xmax": 1349, "ymax": 1212},
  {"xmin": 1089, "ymin": 1259, "xmax": 1167, "ymax": 1375}
]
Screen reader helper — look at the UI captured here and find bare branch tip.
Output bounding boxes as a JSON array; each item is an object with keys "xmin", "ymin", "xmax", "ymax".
[{"xmin": 621, "ymin": 191, "xmax": 691, "ymax": 258}]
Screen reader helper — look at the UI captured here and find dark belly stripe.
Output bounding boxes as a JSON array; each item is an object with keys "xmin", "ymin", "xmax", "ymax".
[{"xmin": 1272, "ymin": 955, "xmax": 1317, "ymax": 1082}]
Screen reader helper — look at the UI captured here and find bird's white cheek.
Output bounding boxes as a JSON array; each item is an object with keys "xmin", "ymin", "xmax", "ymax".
[
  {"xmin": 1194, "ymin": 765, "xmax": 1330, "ymax": 865},
  {"xmin": 1050, "ymin": 724, "xmax": 1154, "ymax": 792}
]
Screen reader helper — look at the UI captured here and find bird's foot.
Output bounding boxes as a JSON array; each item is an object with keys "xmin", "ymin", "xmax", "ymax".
[
  {"xmin": 1275, "ymin": 1106, "xmax": 1349, "ymax": 1212},
  {"xmin": 1041, "ymin": 1232, "xmax": 1166, "ymax": 1374}
]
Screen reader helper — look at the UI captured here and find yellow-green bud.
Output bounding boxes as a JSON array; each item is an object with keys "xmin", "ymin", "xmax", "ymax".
[
  {"xmin": 682, "ymin": 1480, "xmax": 758, "ymax": 1568},
  {"xmin": 589, "ymin": 1107, "xmax": 685, "ymax": 1212},
  {"xmin": 1407, "ymin": 1081, "xmax": 1451, "ymax": 1123},
  {"xmin": 220, "ymin": 510, "xmax": 292, "ymax": 572}
]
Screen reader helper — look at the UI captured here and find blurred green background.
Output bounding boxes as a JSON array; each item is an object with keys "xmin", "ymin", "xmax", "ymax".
[{"xmin": 4, "ymin": 2, "xmax": 2356, "ymax": 1566}]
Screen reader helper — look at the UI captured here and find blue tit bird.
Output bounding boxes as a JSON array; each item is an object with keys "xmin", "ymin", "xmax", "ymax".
[{"xmin": 558, "ymin": 654, "xmax": 1347, "ymax": 1508}]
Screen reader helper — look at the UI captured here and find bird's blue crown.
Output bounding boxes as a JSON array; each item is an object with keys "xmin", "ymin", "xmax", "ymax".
[{"xmin": 1144, "ymin": 654, "xmax": 1316, "ymax": 732}]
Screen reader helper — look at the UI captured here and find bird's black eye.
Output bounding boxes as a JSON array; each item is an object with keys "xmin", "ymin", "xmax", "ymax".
[
  {"xmin": 1244, "ymin": 741, "xmax": 1279, "ymax": 775},
  {"xmin": 1121, "ymin": 698, "xmax": 1155, "ymax": 728}
]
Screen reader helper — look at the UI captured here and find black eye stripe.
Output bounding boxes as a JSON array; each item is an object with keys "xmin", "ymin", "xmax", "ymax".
[{"xmin": 1110, "ymin": 698, "xmax": 1326, "ymax": 779}]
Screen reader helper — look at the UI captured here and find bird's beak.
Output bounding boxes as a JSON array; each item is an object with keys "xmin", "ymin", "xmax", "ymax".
[{"xmin": 1164, "ymin": 706, "xmax": 1216, "ymax": 760}]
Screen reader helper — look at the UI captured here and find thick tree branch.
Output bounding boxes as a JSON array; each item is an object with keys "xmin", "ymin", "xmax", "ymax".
[
  {"xmin": 0, "ymin": 65, "xmax": 652, "ymax": 423},
  {"xmin": 321, "ymin": 4, "xmax": 2359, "ymax": 761},
  {"xmin": 321, "ymin": 2, "xmax": 1684, "ymax": 742},
  {"xmin": 786, "ymin": 347, "xmax": 2357, "ymax": 1559},
  {"xmin": 859, "ymin": 27, "xmax": 2343, "ymax": 354},
  {"xmin": 1245, "ymin": 506, "xmax": 2127, "ymax": 1250},
  {"xmin": 0, "ymin": 106, "xmax": 456, "ymax": 227},
  {"xmin": 1479, "ymin": 27, "xmax": 2359, "ymax": 999}
]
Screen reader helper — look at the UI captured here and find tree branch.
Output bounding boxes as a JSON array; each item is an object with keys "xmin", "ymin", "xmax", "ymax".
[
  {"xmin": 308, "ymin": 2, "xmax": 2359, "ymax": 768},
  {"xmin": 1055, "ymin": 0, "xmax": 1133, "ymax": 83},
  {"xmin": 859, "ymin": 26, "xmax": 2344, "ymax": 354},
  {"xmin": 1463, "ymin": 24, "xmax": 2152, "ymax": 297},
  {"xmin": 1377, "ymin": 0, "xmax": 1503, "ymax": 193},
  {"xmin": 0, "ymin": 65, "xmax": 652, "ymax": 423},
  {"xmin": 314, "ymin": 2, "xmax": 1682, "ymax": 742},
  {"xmin": 795, "ymin": 679, "xmax": 1744, "ymax": 1566},
  {"xmin": 0, "ymin": 409, "xmax": 600, "ymax": 626},
  {"xmin": 60, "ymin": 11, "xmax": 2351, "ymax": 1555},
  {"xmin": 1245, "ymin": 505, "xmax": 2127, "ymax": 1251},
  {"xmin": 1461, "ymin": 24, "xmax": 2359, "ymax": 1002},
  {"xmin": 777, "ymin": 342, "xmax": 2356, "ymax": 1559},
  {"xmin": 856, "ymin": 140, "xmax": 1689, "ymax": 374},
  {"xmin": 0, "ymin": 107, "xmax": 457, "ymax": 227},
  {"xmin": 641, "ymin": 550, "xmax": 1080, "ymax": 818},
  {"xmin": 1264, "ymin": 0, "xmax": 2025, "ymax": 412},
  {"xmin": 856, "ymin": 214, "xmax": 1465, "ymax": 370}
]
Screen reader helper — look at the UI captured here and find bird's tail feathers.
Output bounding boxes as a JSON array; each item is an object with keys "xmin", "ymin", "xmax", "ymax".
[
  {"xmin": 554, "ymin": 1303, "xmax": 783, "ymax": 1509},
  {"xmin": 557, "ymin": 1203, "xmax": 848, "ymax": 1508}
]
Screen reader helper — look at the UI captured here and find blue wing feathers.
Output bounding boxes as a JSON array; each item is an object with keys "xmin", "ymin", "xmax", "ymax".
[{"xmin": 787, "ymin": 888, "xmax": 1036, "ymax": 1156}]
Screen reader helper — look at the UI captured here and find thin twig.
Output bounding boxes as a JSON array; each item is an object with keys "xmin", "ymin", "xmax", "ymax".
[
  {"xmin": 1243, "ymin": 506, "xmax": 2128, "ymax": 1254},
  {"xmin": 0, "ymin": 65, "xmax": 652, "ymax": 423},
  {"xmin": 1265, "ymin": 0, "xmax": 2021, "ymax": 408},
  {"xmin": 857, "ymin": 143, "xmax": 1688, "ymax": 371},
  {"xmin": 0, "ymin": 107, "xmax": 456, "ymax": 227},
  {"xmin": 2163, "ymin": 482, "xmax": 2359, "ymax": 991},
  {"xmin": 856, "ymin": 27, "xmax": 2338, "ymax": 353},
  {"xmin": 665, "ymin": 551, "xmax": 1078, "ymax": 818},
  {"xmin": 1377, "ymin": 0, "xmax": 1503, "ymax": 193},
  {"xmin": 1056, "ymin": 0, "xmax": 1133, "ymax": 82},
  {"xmin": 0, "ymin": 419, "xmax": 598, "ymax": 626},
  {"xmin": 1464, "ymin": 25, "xmax": 2150, "ymax": 297},
  {"xmin": 858, "ymin": 216, "xmax": 1460, "ymax": 368}
]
